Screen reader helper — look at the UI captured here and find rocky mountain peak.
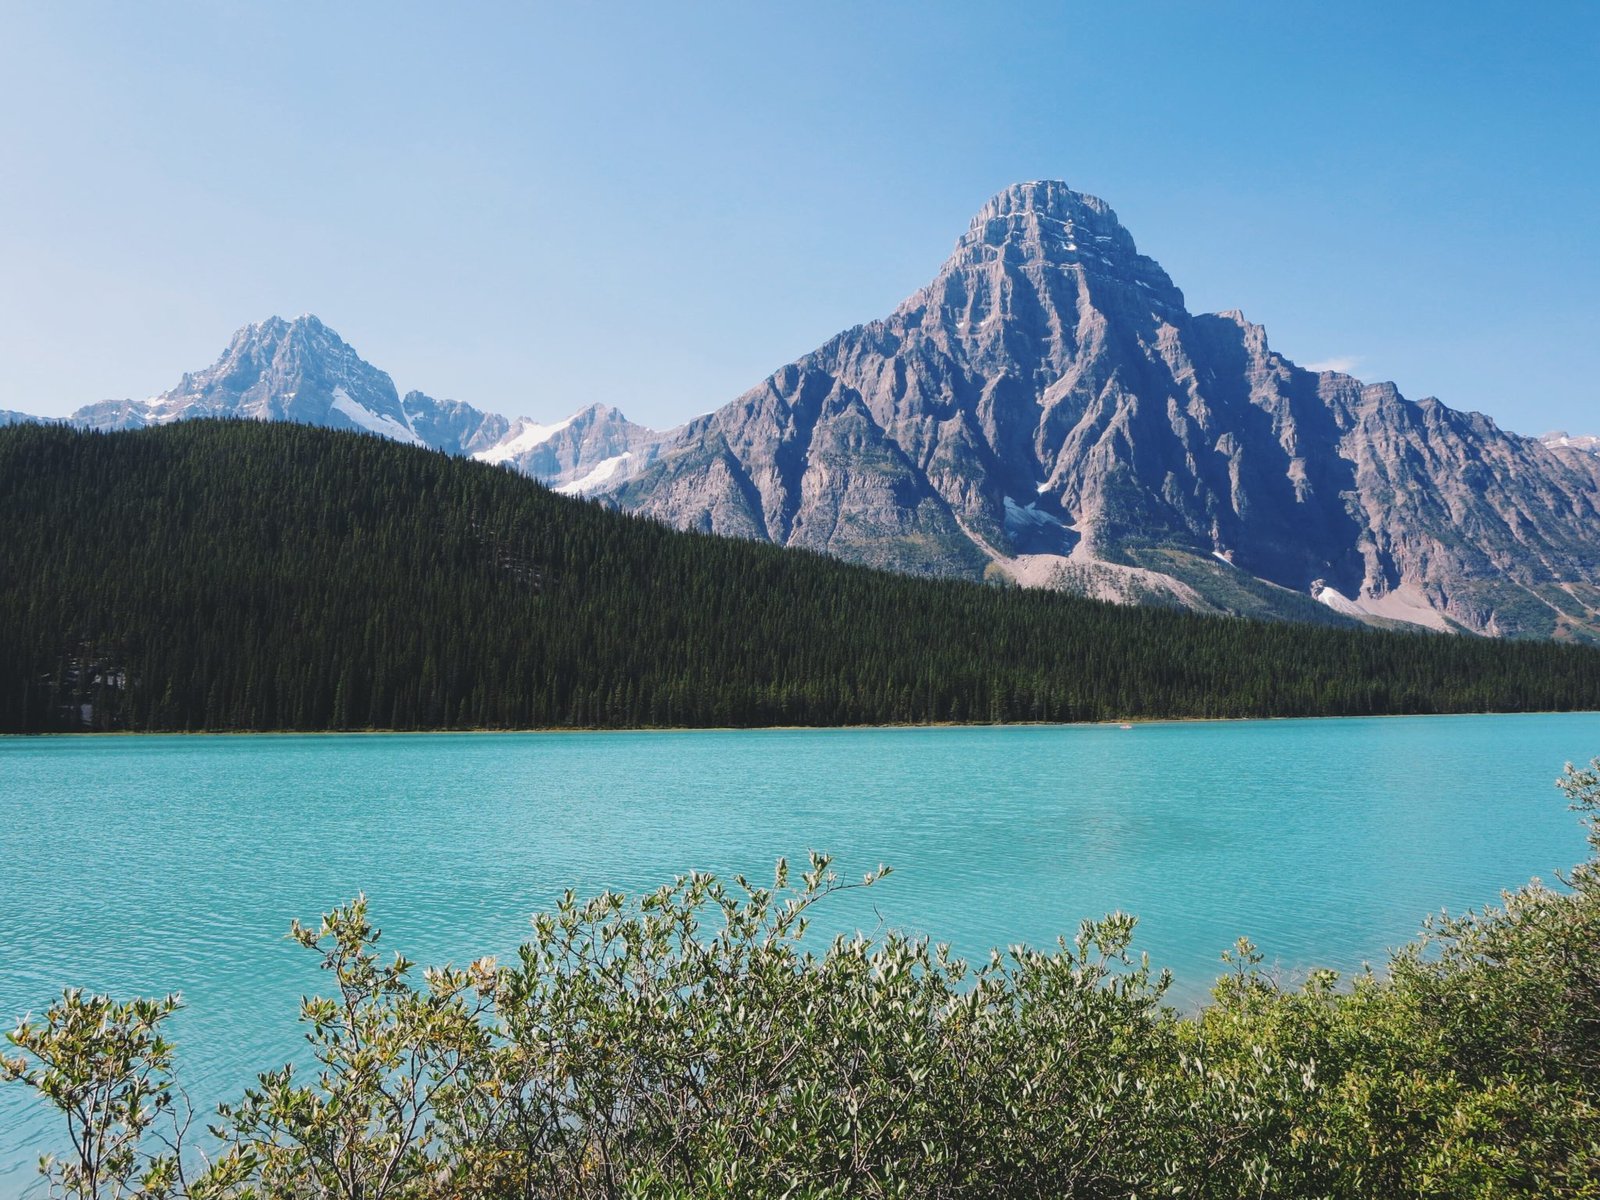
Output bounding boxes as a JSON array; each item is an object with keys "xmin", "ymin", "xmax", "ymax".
[
  {"xmin": 916, "ymin": 180, "xmax": 1185, "ymax": 313},
  {"xmin": 142, "ymin": 313, "xmax": 414, "ymax": 438},
  {"xmin": 959, "ymin": 180, "xmax": 1126, "ymax": 256},
  {"xmin": 611, "ymin": 182, "xmax": 1600, "ymax": 641},
  {"xmin": 215, "ymin": 313, "xmax": 366, "ymax": 378}
]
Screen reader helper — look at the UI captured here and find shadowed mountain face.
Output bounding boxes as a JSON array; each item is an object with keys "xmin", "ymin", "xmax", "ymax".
[{"xmin": 611, "ymin": 181, "xmax": 1600, "ymax": 640}]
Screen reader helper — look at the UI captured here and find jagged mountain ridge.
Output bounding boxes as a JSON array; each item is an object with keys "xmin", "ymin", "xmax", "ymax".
[
  {"xmin": 608, "ymin": 182, "xmax": 1600, "ymax": 640},
  {"xmin": 42, "ymin": 315, "xmax": 666, "ymax": 494}
]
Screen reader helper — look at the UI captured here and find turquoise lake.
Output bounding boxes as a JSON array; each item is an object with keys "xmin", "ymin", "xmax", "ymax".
[{"xmin": 2, "ymin": 714, "xmax": 1598, "ymax": 1188}]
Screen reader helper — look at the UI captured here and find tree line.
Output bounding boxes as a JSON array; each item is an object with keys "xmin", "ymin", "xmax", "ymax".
[{"xmin": 2, "ymin": 418, "xmax": 1599, "ymax": 733}]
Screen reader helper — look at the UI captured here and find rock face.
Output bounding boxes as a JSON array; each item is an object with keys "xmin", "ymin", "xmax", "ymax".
[
  {"xmin": 400, "ymin": 392, "xmax": 511, "ymax": 457},
  {"xmin": 610, "ymin": 181, "xmax": 1600, "ymax": 640},
  {"xmin": 49, "ymin": 315, "xmax": 666, "ymax": 493}
]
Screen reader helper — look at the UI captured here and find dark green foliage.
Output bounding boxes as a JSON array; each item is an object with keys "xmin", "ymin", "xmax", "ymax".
[{"xmin": 2, "ymin": 419, "xmax": 1599, "ymax": 733}]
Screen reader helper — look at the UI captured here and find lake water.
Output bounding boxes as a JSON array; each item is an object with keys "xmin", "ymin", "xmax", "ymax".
[{"xmin": 2, "ymin": 714, "xmax": 1598, "ymax": 1188}]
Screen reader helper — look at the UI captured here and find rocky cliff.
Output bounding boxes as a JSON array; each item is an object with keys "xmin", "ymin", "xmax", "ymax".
[{"xmin": 610, "ymin": 182, "xmax": 1600, "ymax": 640}]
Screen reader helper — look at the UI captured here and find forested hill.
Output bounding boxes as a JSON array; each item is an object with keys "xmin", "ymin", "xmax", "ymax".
[{"xmin": 2, "ymin": 420, "xmax": 1598, "ymax": 733}]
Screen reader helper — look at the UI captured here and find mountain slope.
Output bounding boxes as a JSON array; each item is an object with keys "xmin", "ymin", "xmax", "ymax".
[
  {"xmin": 7, "ymin": 420, "xmax": 1600, "ymax": 733},
  {"xmin": 611, "ymin": 182, "xmax": 1600, "ymax": 641}
]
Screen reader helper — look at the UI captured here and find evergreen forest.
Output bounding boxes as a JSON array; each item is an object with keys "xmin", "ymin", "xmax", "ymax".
[{"xmin": 2, "ymin": 419, "xmax": 1598, "ymax": 733}]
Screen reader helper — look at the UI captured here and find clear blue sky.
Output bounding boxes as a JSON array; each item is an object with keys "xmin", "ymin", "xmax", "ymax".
[{"xmin": 3, "ymin": 2, "xmax": 1596, "ymax": 435}]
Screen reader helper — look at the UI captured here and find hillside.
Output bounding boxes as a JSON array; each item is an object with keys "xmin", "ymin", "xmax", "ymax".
[{"xmin": 2, "ymin": 420, "xmax": 1599, "ymax": 734}]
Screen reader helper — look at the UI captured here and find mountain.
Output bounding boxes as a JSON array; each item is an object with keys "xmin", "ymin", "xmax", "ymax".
[
  {"xmin": 398, "ymin": 391, "xmax": 511, "ymax": 456},
  {"xmin": 5, "ymin": 185, "xmax": 1595, "ymax": 639},
  {"xmin": 6, "ymin": 419, "xmax": 1599, "ymax": 732},
  {"xmin": 609, "ymin": 182, "xmax": 1600, "ymax": 641},
  {"xmin": 48, "ymin": 315, "xmax": 668, "ymax": 492},
  {"xmin": 71, "ymin": 315, "xmax": 423, "ymax": 441}
]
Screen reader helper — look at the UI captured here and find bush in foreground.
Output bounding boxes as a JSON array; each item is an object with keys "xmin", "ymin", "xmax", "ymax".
[{"xmin": 8, "ymin": 761, "xmax": 1600, "ymax": 1199}]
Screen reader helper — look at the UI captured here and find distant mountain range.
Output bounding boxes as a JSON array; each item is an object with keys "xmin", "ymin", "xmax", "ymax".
[
  {"xmin": 4, "ymin": 315, "xmax": 674, "ymax": 496},
  {"xmin": 7, "ymin": 181, "xmax": 1598, "ymax": 639}
]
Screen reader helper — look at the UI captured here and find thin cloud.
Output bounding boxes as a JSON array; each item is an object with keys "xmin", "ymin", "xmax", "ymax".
[{"xmin": 1303, "ymin": 355, "xmax": 1363, "ymax": 375}]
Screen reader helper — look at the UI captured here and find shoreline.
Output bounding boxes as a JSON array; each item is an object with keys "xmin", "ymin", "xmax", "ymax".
[{"xmin": 3, "ymin": 708, "xmax": 1598, "ymax": 739}]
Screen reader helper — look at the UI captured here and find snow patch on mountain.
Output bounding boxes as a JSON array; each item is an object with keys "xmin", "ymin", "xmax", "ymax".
[
  {"xmin": 331, "ymin": 387, "xmax": 423, "ymax": 445},
  {"xmin": 1542, "ymin": 431, "xmax": 1600, "ymax": 456},
  {"xmin": 472, "ymin": 415, "xmax": 578, "ymax": 465},
  {"xmin": 1313, "ymin": 581, "xmax": 1454, "ymax": 633},
  {"xmin": 555, "ymin": 452, "xmax": 633, "ymax": 495},
  {"xmin": 1313, "ymin": 583, "xmax": 1367, "ymax": 617},
  {"xmin": 1002, "ymin": 497, "xmax": 1066, "ymax": 533}
]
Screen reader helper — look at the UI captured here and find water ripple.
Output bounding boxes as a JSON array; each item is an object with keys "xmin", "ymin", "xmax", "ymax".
[{"xmin": 0, "ymin": 715, "xmax": 1595, "ymax": 1189}]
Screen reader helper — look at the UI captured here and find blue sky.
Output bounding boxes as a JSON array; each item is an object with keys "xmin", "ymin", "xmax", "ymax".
[{"xmin": 3, "ymin": 2, "xmax": 1596, "ymax": 435}]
